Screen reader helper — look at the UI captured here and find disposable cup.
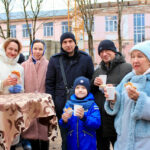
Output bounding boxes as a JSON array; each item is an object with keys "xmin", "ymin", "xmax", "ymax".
[
  {"xmin": 74, "ymin": 105, "xmax": 83, "ymax": 116},
  {"xmin": 106, "ymin": 86, "xmax": 115, "ymax": 100},
  {"xmin": 99, "ymin": 75, "xmax": 107, "ymax": 85}
]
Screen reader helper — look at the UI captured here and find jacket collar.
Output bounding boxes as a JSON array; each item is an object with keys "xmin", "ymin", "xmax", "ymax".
[{"xmin": 101, "ymin": 52, "xmax": 125, "ymax": 72}]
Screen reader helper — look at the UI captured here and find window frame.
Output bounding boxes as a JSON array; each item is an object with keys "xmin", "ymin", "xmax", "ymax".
[
  {"xmin": 62, "ymin": 21, "xmax": 72, "ymax": 34},
  {"xmin": 105, "ymin": 16, "xmax": 117, "ymax": 32},
  {"xmin": 134, "ymin": 13, "xmax": 145, "ymax": 44},
  {"xmin": 22, "ymin": 24, "xmax": 32, "ymax": 38},
  {"xmin": 43, "ymin": 22, "xmax": 53, "ymax": 37},
  {"xmin": 10, "ymin": 25, "xmax": 16, "ymax": 38}
]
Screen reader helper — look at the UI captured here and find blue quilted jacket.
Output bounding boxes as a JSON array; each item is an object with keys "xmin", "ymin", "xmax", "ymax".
[{"xmin": 59, "ymin": 93, "xmax": 101, "ymax": 150}]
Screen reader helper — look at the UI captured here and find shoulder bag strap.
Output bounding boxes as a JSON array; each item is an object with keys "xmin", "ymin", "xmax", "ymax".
[{"xmin": 59, "ymin": 56, "xmax": 69, "ymax": 92}]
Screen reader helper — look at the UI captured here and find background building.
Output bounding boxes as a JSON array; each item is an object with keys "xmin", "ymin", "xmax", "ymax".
[{"xmin": 0, "ymin": 0, "xmax": 150, "ymax": 64}]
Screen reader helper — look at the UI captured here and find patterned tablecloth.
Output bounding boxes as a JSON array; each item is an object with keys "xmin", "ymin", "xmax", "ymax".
[{"xmin": 0, "ymin": 93, "xmax": 58, "ymax": 150}]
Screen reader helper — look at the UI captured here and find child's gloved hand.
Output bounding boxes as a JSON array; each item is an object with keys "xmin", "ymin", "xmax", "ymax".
[{"xmin": 9, "ymin": 84, "xmax": 22, "ymax": 93}]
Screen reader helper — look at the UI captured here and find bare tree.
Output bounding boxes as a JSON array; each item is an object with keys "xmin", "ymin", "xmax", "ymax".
[
  {"xmin": 0, "ymin": 0, "xmax": 13, "ymax": 39},
  {"xmin": 117, "ymin": 0, "xmax": 124, "ymax": 52},
  {"xmin": 22, "ymin": 0, "xmax": 44, "ymax": 45},
  {"xmin": 0, "ymin": 26, "xmax": 6, "ymax": 39},
  {"xmin": 76, "ymin": 0, "xmax": 97, "ymax": 60}
]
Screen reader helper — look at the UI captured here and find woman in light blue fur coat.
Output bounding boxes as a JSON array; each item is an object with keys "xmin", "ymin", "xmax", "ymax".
[{"xmin": 104, "ymin": 41, "xmax": 150, "ymax": 150}]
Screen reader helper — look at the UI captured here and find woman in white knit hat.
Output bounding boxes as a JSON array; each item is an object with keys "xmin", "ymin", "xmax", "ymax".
[{"xmin": 104, "ymin": 41, "xmax": 150, "ymax": 150}]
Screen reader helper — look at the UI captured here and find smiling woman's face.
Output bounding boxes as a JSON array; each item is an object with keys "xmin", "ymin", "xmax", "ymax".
[
  {"xmin": 131, "ymin": 50, "xmax": 150, "ymax": 75},
  {"xmin": 32, "ymin": 42, "xmax": 44, "ymax": 60},
  {"xmin": 5, "ymin": 42, "xmax": 19, "ymax": 59}
]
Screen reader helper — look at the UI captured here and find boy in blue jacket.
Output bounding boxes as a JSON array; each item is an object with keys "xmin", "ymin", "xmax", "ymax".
[{"xmin": 59, "ymin": 76, "xmax": 101, "ymax": 150}]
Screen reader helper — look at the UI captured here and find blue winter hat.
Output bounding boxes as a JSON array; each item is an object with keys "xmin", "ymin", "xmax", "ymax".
[
  {"xmin": 98, "ymin": 39, "xmax": 117, "ymax": 55},
  {"xmin": 60, "ymin": 32, "xmax": 76, "ymax": 45},
  {"xmin": 73, "ymin": 76, "xmax": 90, "ymax": 93},
  {"xmin": 130, "ymin": 41, "xmax": 150, "ymax": 61}
]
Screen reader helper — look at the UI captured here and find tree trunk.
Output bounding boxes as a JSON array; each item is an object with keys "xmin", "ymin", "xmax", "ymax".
[
  {"xmin": 6, "ymin": 17, "xmax": 10, "ymax": 38},
  {"xmin": 88, "ymin": 33, "xmax": 94, "ymax": 61},
  {"xmin": 118, "ymin": 12, "xmax": 122, "ymax": 52},
  {"xmin": 117, "ymin": 0, "xmax": 123, "ymax": 52}
]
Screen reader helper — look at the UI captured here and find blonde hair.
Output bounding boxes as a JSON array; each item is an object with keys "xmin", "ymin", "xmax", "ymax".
[{"xmin": 3, "ymin": 38, "xmax": 22, "ymax": 53}]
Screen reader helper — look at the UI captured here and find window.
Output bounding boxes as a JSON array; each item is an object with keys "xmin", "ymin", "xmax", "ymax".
[
  {"xmin": 22, "ymin": 24, "xmax": 32, "ymax": 38},
  {"xmin": 105, "ymin": 16, "xmax": 117, "ymax": 32},
  {"xmin": 134, "ymin": 14, "xmax": 145, "ymax": 44},
  {"xmin": 43, "ymin": 22, "xmax": 53, "ymax": 36},
  {"xmin": 62, "ymin": 21, "xmax": 72, "ymax": 34},
  {"xmin": 84, "ymin": 18, "xmax": 94, "ymax": 32},
  {"xmin": 10, "ymin": 25, "xmax": 16, "ymax": 38}
]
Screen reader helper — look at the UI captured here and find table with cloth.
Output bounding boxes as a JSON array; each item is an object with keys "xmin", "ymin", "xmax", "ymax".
[{"xmin": 0, "ymin": 93, "xmax": 58, "ymax": 150}]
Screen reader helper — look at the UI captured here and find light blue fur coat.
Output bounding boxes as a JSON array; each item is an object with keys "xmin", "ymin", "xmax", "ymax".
[{"xmin": 105, "ymin": 69, "xmax": 150, "ymax": 150}]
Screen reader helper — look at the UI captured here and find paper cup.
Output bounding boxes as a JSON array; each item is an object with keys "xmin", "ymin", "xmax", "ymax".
[
  {"xmin": 74, "ymin": 105, "xmax": 83, "ymax": 116},
  {"xmin": 99, "ymin": 75, "xmax": 107, "ymax": 85},
  {"xmin": 106, "ymin": 86, "xmax": 115, "ymax": 100}
]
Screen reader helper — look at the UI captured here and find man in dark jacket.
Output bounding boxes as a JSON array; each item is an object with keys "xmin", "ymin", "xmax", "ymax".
[
  {"xmin": 17, "ymin": 53, "xmax": 25, "ymax": 64},
  {"xmin": 91, "ymin": 40, "xmax": 132, "ymax": 150},
  {"xmin": 46, "ymin": 32, "xmax": 94, "ymax": 150}
]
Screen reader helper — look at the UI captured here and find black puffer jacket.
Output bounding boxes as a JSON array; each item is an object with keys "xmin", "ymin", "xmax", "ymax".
[
  {"xmin": 91, "ymin": 52, "xmax": 132, "ymax": 137},
  {"xmin": 46, "ymin": 46, "xmax": 94, "ymax": 118}
]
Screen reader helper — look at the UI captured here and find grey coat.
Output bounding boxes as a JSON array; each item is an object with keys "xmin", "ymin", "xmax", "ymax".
[{"xmin": 91, "ymin": 52, "xmax": 132, "ymax": 137}]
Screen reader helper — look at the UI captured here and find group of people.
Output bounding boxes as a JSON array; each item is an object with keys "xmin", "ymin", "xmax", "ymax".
[
  {"xmin": 0, "ymin": 38, "xmax": 49, "ymax": 150},
  {"xmin": 0, "ymin": 31, "xmax": 150, "ymax": 150}
]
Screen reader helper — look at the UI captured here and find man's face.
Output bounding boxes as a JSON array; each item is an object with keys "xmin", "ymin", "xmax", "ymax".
[
  {"xmin": 99, "ymin": 50, "xmax": 116, "ymax": 63},
  {"xmin": 62, "ymin": 38, "xmax": 76, "ymax": 56}
]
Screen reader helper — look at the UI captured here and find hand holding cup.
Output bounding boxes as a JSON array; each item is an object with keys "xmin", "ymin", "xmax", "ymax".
[
  {"xmin": 94, "ymin": 75, "xmax": 107, "ymax": 88},
  {"xmin": 104, "ymin": 84, "xmax": 116, "ymax": 103},
  {"xmin": 74, "ymin": 105, "xmax": 84, "ymax": 119}
]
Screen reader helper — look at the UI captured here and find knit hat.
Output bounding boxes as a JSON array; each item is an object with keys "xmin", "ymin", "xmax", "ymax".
[
  {"xmin": 130, "ymin": 41, "xmax": 150, "ymax": 61},
  {"xmin": 98, "ymin": 39, "xmax": 117, "ymax": 55},
  {"xmin": 60, "ymin": 32, "xmax": 76, "ymax": 45},
  {"xmin": 73, "ymin": 76, "xmax": 90, "ymax": 93}
]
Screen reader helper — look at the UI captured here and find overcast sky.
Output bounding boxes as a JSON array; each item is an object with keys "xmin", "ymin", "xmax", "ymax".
[{"xmin": 0, "ymin": 0, "xmax": 132, "ymax": 13}]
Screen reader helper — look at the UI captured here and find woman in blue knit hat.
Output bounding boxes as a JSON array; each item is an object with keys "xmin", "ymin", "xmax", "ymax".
[
  {"xmin": 104, "ymin": 40, "xmax": 150, "ymax": 150},
  {"xmin": 59, "ymin": 76, "xmax": 101, "ymax": 150}
]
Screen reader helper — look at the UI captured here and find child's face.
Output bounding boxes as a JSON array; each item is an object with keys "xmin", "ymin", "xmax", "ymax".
[{"xmin": 75, "ymin": 85, "xmax": 88, "ymax": 99}]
